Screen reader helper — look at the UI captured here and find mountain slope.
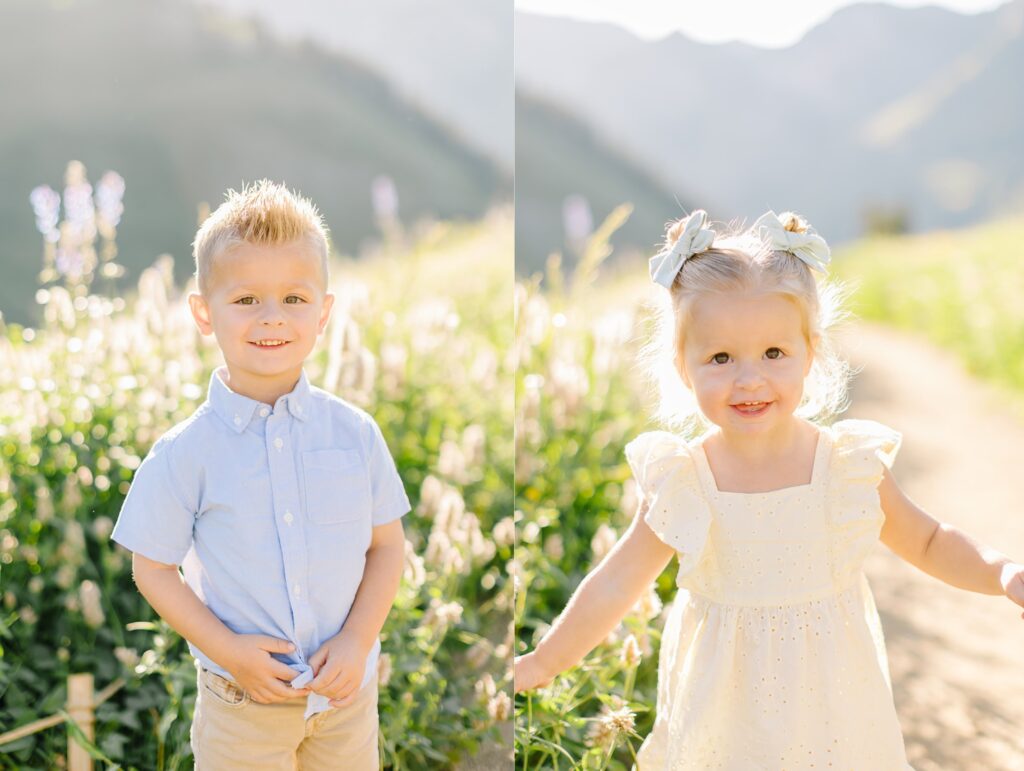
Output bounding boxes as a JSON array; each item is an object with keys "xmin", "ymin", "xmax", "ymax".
[{"xmin": 0, "ymin": 0, "xmax": 507, "ymax": 325}]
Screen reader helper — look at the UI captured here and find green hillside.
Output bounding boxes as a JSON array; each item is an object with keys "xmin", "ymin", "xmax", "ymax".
[
  {"xmin": 834, "ymin": 216, "xmax": 1024, "ymax": 393},
  {"xmin": 515, "ymin": 90, "xmax": 686, "ymax": 276},
  {"xmin": 0, "ymin": 0, "xmax": 507, "ymax": 326}
]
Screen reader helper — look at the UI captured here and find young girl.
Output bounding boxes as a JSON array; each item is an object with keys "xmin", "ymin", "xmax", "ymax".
[{"xmin": 514, "ymin": 209, "xmax": 1024, "ymax": 769}]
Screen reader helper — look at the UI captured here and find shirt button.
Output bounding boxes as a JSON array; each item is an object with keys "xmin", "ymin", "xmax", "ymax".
[
  {"xmin": 274, "ymin": 437, "xmax": 283, "ymax": 450},
  {"xmin": 293, "ymin": 583, "xmax": 301, "ymax": 597},
  {"xmin": 295, "ymin": 405, "xmax": 302, "ymax": 414},
  {"xmin": 259, "ymin": 407, "xmax": 270, "ymax": 418},
  {"xmin": 284, "ymin": 510, "xmax": 294, "ymax": 525},
  {"xmin": 233, "ymin": 415, "xmax": 241, "ymax": 426}
]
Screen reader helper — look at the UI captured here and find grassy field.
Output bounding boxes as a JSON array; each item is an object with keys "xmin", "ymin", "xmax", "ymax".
[{"xmin": 0, "ymin": 208, "xmax": 512, "ymax": 769}]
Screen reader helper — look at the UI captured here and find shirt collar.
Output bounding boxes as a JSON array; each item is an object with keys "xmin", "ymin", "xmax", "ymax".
[{"xmin": 207, "ymin": 366, "xmax": 312, "ymax": 433}]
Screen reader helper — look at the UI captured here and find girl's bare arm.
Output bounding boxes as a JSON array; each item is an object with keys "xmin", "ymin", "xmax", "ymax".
[
  {"xmin": 516, "ymin": 502, "xmax": 675, "ymax": 690},
  {"xmin": 878, "ymin": 468, "xmax": 1023, "ymax": 601}
]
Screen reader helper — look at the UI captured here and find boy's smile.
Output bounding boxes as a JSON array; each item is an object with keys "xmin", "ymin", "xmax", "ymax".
[{"xmin": 188, "ymin": 240, "xmax": 334, "ymax": 406}]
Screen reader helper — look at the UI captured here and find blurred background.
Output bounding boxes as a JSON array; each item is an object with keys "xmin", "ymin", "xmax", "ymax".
[
  {"xmin": 1, "ymin": 1, "xmax": 513, "ymax": 769},
  {"xmin": 513, "ymin": 2, "xmax": 1024, "ymax": 769},
  {"xmin": 515, "ymin": 0, "xmax": 1024, "ymax": 275},
  {"xmin": 0, "ymin": 0, "xmax": 512, "ymax": 327}
]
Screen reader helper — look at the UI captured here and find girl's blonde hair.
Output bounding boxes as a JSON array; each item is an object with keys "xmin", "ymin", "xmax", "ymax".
[
  {"xmin": 643, "ymin": 212, "xmax": 850, "ymax": 432},
  {"xmin": 192, "ymin": 179, "xmax": 330, "ymax": 296}
]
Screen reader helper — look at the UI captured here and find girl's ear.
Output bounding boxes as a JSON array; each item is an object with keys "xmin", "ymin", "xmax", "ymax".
[
  {"xmin": 804, "ymin": 334, "xmax": 820, "ymax": 377},
  {"xmin": 674, "ymin": 347, "xmax": 692, "ymax": 389}
]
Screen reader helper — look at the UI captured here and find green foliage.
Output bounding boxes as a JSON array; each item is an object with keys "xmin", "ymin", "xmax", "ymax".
[
  {"xmin": 833, "ymin": 216, "xmax": 1024, "ymax": 392},
  {"xmin": 0, "ymin": 209, "xmax": 512, "ymax": 769},
  {"xmin": 514, "ymin": 216, "xmax": 676, "ymax": 769}
]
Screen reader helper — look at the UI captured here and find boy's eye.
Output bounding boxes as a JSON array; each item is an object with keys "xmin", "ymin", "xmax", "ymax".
[
  {"xmin": 711, "ymin": 352, "xmax": 730, "ymax": 365},
  {"xmin": 765, "ymin": 347, "xmax": 783, "ymax": 359},
  {"xmin": 235, "ymin": 296, "xmax": 305, "ymax": 305}
]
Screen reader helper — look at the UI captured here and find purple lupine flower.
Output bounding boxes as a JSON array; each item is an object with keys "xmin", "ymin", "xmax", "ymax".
[
  {"xmin": 63, "ymin": 178, "xmax": 97, "ymax": 245},
  {"xmin": 563, "ymin": 194, "xmax": 593, "ymax": 249},
  {"xmin": 372, "ymin": 175, "xmax": 399, "ymax": 221},
  {"xmin": 29, "ymin": 185, "xmax": 61, "ymax": 243},
  {"xmin": 55, "ymin": 246, "xmax": 85, "ymax": 277},
  {"xmin": 95, "ymin": 171, "xmax": 125, "ymax": 230}
]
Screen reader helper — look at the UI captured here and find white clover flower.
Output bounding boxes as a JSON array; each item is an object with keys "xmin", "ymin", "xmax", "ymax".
[
  {"xmin": 377, "ymin": 653, "xmax": 392, "ymax": 687},
  {"xmin": 487, "ymin": 691, "xmax": 511, "ymax": 722},
  {"xmin": 586, "ymin": 703, "xmax": 636, "ymax": 750},
  {"xmin": 621, "ymin": 634, "xmax": 642, "ymax": 667},
  {"xmin": 492, "ymin": 517, "xmax": 515, "ymax": 548},
  {"xmin": 114, "ymin": 646, "xmax": 139, "ymax": 669},
  {"xmin": 590, "ymin": 523, "xmax": 618, "ymax": 562},
  {"xmin": 79, "ymin": 579, "xmax": 105, "ymax": 628},
  {"xmin": 543, "ymin": 534, "xmax": 565, "ymax": 561}
]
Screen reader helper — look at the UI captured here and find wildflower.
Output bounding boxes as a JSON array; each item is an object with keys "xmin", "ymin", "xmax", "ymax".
[
  {"xmin": 18, "ymin": 606, "xmax": 38, "ymax": 625},
  {"xmin": 416, "ymin": 475, "xmax": 444, "ymax": 519},
  {"xmin": 92, "ymin": 516, "xmax": 113, "ymax": 540},
  {"xmin": 590, "ymin": 523, "xmax": 618, "ymax": 562},
  {"xmin": 621, "ymin": 634, "xmax": 642, "ymax": 667},
  {"xmin": 79, "ymin": 579, "xmax": 105, "ymax": 628},
  {"xmin": 114, "ymin": 647, "xmax": 139, "ymax": 669},
  {"xmin": 377, "ymin": 653, "xmax": 392, "ymax": 687},
  {"xmin": 492, "ymin": 517, "xmax": 515, "ymax": 548},
  {"xmin": 522, "ymin": 521, "xmax": 540, "ymax": 544},
  {"xmin": 543, "ymin": 534, "xmax": 565, "ymax": 561},
  {"xmin": 487, "ymin": 691, "xmax": 511, "ymax": 722},
  {"xmin": 632, "ymin": 585, "xmax": 663, "ymax": 621},
  {"xmin": 586, "ymin": 702, "xmax": 636, "ymax": 750}
]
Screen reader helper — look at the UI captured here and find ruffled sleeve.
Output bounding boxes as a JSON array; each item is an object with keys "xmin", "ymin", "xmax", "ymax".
[
  {"xmin": 826, "ymin": 419, "xmax": 902, "ymax": 584},
  {"xmin": 624, "ymin": 431, "xmax": 713, "ymax": 578}
]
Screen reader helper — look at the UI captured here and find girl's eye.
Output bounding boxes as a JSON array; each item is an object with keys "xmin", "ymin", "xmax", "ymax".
[
  {"xmin": 237, "ymin": 296, "xmax": 255, "ymax": 305},
  {"xmin": 765, "ymin": 347, "xmax": 783, "ymax": 360},
  {"xmin": 285, "ymin": 295, "xmax": 305, "ymax": 304},
  {"xmin": 711, "ymin": 352, "xmax": 730, "ymax": 365}
]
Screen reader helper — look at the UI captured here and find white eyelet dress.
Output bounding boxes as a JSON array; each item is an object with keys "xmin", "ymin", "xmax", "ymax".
[{"xmin": 626, "ymin": 419, "xmax": 914, "ymax": 770}]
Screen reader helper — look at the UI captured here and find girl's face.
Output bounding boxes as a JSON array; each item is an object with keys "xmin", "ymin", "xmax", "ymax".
[{"xmin": 677, "ymin": 290, "xmax": 815, "ymax": 437}]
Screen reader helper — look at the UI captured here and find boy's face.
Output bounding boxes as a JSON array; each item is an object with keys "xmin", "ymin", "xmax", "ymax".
[{"xmin": 188, "ymin": 240, "xmax": 334, "ymax": 403}]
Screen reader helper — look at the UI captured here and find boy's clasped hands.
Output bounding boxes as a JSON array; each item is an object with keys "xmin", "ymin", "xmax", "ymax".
[{"xmin": 223, "ymin": 630, "xmax": 371, "ymax": 706}]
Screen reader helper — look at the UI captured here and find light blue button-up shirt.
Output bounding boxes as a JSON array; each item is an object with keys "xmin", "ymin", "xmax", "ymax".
[{"xmin": 111, "ymin": 366, "xmax": 411, "ymax": 719}]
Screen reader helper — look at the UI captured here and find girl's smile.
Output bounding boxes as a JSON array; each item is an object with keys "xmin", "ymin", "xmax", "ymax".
[{"xmin": 678, "ymin": 290, "xmax": 814, "ymax": 440}]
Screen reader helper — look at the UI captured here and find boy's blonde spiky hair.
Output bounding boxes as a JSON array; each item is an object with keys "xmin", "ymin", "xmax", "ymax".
[{"xmin": 192, "ymin": 179, "xmax": 330, "ymax": 296}]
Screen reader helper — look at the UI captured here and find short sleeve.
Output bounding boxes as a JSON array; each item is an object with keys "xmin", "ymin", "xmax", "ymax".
[
  {"xmin": 826, "ymin": 419, "xmax": 902, "ymax": 583},
  {"xmin": 624, "ymin": 431, "xmax": 712, "ymax": 577},
  {"xmin": 362, "ymin": 417, "xmax": 411, "ymax": 527},
  {"xmin": 110, "ymin": 434, "xmax": 197, "ymax": 566},
  {"xmin": 830, "ymin": 418, "xmax": 902, "ymax": 485}
]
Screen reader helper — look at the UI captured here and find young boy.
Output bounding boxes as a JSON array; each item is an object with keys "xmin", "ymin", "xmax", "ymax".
[{"xmin": 110, "ymin": 180, "xmax": 410, "ymax": 770}]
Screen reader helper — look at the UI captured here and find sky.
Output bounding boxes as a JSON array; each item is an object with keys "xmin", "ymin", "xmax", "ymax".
[{"xmin": 514, "ymin": 0, "xmax": 1011, "ymax": 48}]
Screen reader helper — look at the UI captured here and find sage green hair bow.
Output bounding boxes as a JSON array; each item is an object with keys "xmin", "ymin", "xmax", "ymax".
[
  {"xmin": 753, "ymin": 210, "xmax": 831, "ymax": 273},
  {"xmin": 648, "ymin": 209, "xmax": 716, "ymax": 289}
]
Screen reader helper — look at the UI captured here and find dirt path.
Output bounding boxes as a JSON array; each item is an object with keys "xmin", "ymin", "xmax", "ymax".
[{"xmin": 840, "ymin": 323, "xmax": 1024, "ymax": 771}]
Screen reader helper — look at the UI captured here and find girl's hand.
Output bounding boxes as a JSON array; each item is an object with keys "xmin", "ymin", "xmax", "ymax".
[
  {"xmin": 514, "ymin": 652, "xmax": 554, "ymax": 694},
  {"xmin": 999, "ymin": 562, "xmax": 1024, "ymax": 618}
]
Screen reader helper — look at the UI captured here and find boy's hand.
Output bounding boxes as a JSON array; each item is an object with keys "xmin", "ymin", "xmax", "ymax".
[
  {"xmin": 513, "ymin": 652, "xmax": 553, "ymax": 694},
  {"xmin": 1000, "ymin": 562, "xmax": 1024, "ymax": 619},
  {"xmin": 223, "ymin": 634, "xmax": 310, "ymax": 704},
  {"xmin": 307, "ymin": 631, "xmax": 372, "ymax": 707}
]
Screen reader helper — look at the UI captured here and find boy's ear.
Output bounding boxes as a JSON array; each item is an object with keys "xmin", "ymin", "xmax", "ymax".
[
  {"xmin": 188, "ymin": 293, "xmax": 214, "ymax": 335},
  {"xmin": 317, "ymin": 293, "xmax": 335, "ymax": 334}
]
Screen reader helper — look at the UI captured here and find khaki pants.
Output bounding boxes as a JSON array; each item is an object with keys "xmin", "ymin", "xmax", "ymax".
[{"xmin": 190, "ymin": 667, "xmax": 379, "ymax": 770}]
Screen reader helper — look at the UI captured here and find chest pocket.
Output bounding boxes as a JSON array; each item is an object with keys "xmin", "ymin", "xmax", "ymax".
[{"xmin": 302, "ymin": 449, "xmax": 371, "ymax": 525}]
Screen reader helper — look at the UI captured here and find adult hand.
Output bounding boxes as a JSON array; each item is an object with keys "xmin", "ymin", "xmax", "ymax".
[{"xmin": 223, "ymin": 634, "xmax": 309, "ymax": 704}]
